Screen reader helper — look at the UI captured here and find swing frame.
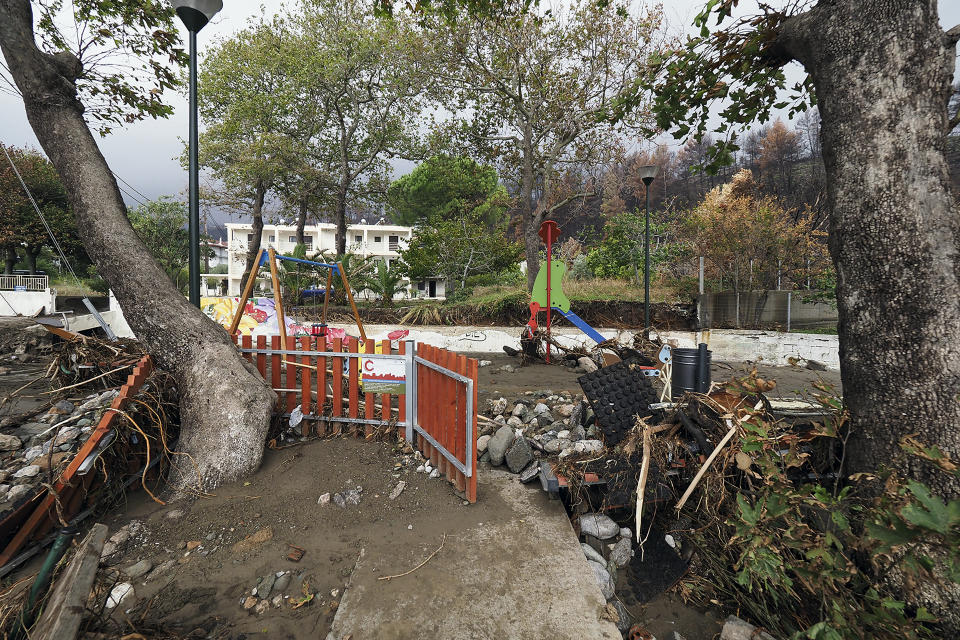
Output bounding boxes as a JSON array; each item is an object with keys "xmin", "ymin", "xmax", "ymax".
[{"xmin": 227, "ymin": 247, "xmax": 367, "ymax": 349}]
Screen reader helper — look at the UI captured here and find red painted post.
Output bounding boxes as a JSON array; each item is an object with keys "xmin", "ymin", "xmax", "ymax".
[
  {"xmin": 256, "ymin": 335, "xmax": 266, "ymax": 379},
  {"xmin": 270, "ymin": 335, "xmax": 281, "ymax": 395},
  {"xmin": 300, "ymin": 336, "xmax": 312, "ymax": 436},
  {"xmin": 317, "ymin": 335, "xmax": 327, "ymax": 436},
  {"xmin": 285, "ymin": 335, "xmax": 297, "ymax": 414},
  {"xmin": 332, "ymin": 337, "xmax": 343, "ymax": 434},
  {"xmin": 348, "ymin": 337, "xmax": 359, "ymax": 432}
]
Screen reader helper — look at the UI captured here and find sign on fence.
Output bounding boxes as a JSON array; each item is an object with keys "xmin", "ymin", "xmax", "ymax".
[{"xmin": 362, "ymin": 356, "xmax": 406, "ymax": 393}]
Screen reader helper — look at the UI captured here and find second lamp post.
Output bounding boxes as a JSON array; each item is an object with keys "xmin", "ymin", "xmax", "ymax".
[{"xmin": 638, "ymin": 164, "xmax": 658, "ymax": 336}]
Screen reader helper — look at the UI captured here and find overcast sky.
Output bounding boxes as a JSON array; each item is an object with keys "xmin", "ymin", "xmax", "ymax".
[{"xmin": 1, "ymin": 0, "xmax": 958, "ymax": 211}]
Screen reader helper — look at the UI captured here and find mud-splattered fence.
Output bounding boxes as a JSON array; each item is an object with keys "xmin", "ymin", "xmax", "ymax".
[{"xmin": 233, "ymin": 336, "xmax": 478, "ymax": 502}]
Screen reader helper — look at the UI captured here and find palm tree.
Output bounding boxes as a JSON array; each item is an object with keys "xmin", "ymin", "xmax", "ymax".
[{"xmin": 359, "ymin": 261, "xmax": 407, "ymax": 307}]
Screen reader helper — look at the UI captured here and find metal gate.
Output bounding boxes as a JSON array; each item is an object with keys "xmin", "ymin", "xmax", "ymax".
[{"xmin": 233, "ymin": 335, "xmax": 477, "ymax": 502}]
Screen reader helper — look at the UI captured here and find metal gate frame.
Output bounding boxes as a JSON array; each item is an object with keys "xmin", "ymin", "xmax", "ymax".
[{"xmin": 235, "ymin": 337, "xmax": 477, "ymax": 501}]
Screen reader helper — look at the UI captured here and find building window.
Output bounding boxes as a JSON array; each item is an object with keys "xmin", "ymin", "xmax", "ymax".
[
  {"xmin": 304, "ymin": 236, "xmax": 313, "ymax": 247},
  {"xmin": 354, "ymin": 235, "xmax": 362, "ymax": 243},
  {"xmin": 374, "ymin": 236, "xmax": 382, "ymax": 242},
  {"xmin": 417, "ymin": 281, "xmax": 425, "ymax": 291},
  {"xmin": 388, "ymin": 235, "xmax": 400, "ymax": 251},
  {"xmin": 288, "ymin": 236, "xmax": 296, "ymax": 243},
  {"xmin": 247, "ymin": 234, "xmax": 254, "ymax": 242},
  {"xmin": 269, "ymin": 235, "xmax": 275, "ymax": 243}
]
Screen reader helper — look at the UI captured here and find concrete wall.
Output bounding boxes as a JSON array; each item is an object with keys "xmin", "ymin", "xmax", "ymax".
[
  {"xmin": 0, "ymin": 289, "xmax": 56, "ymax": 316},
  {"xmin": 316, "ymin": 323, "xmax": 841, "ymax": 370},
  {"xmin": 698, "ymin": 290, "xmax": 837, "ymax": 329}
]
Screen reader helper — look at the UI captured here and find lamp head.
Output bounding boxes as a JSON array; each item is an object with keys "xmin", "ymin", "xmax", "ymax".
[
  {"xmin": 171, "ymin": 0, "xmax": 222, "ymax": 32},
  {"xmin": 639, "ymin": 164, "xmax": 658, "ymax": 187}
]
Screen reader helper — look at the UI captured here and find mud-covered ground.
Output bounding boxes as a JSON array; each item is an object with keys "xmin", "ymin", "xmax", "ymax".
[{"xmin": 98, "ymin": 438, "xmax": 478, "ymax": 639}]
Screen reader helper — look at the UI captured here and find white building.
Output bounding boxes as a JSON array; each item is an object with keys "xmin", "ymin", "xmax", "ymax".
[{"xmin": 221, "ymin": 221, "xmax": 445, "ymax": 299}]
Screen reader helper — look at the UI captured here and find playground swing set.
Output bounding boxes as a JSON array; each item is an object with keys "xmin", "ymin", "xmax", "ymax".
[{"xmin": 227, "ymin": 247, "xmax": 368, "ymax": 357}]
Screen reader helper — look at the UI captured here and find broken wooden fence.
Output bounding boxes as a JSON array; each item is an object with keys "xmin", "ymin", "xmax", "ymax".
[
  {"xmin": 0, "ymin": 355, "xmax": 154, "ymax": 570},
  {"xmin": 233, "ymin": 336, "xmax": 478, "ymax": 502}
]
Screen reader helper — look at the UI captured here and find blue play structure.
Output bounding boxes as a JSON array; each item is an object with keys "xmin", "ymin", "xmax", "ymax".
[{"xmin": 551, "ymin": 307, "xmax": 606, "ymax": 344}]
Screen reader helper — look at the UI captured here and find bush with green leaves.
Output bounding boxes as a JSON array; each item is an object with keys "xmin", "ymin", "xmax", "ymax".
[
  {"xmin": 585, "ymin": 210, "xmax": 679, "ymax": 284},
  {"xmin": 673, "ymin": 380, "xmax": 960, "ymax": 640}
]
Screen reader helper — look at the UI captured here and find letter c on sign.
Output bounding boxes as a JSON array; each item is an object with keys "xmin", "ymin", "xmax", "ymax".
[{"xmin": 364, "ymin": 360, "xmax": 374, "ymax": 372}]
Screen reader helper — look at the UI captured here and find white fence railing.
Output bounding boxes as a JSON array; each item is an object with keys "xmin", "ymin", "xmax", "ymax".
[{"xmin": 0, "ymin": 274, "xmax": 48, "ymax": 291}]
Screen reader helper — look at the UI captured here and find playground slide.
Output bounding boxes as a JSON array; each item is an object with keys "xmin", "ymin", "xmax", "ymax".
[{"xmin": 550, "ymin": 307, "xmax": 607, "ymax": 344}]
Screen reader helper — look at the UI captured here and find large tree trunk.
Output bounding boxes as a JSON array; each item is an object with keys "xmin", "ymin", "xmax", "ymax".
[
  {"xmin": 780, "ymin": 0, "xmax": 960, "ymax": 496},
  {"xmin": 3, "ymin": 248, "xmax": 16, "ymax": 274},
  {"xmin": 0, "ymin": 1, "xmax": 276, "ymax": 492},
  {"xmin": 23, "ymin": 245, "xmax": 39, "ymax": 275},
  {"xmin": 521, "ymin": 125, "xmax": 539, "ymax": 291},
  {"xmin": 335, "ymin": 183, "xmax": 349, "ymax": 257},
  {"xmin": 779, "ymin": 1, "xmax": 960, "ymax": 630},
  {"xmin": 241, "ymin": 180, "xmax": 266, "ymax": 290},
  {"xmin": 295, "ymin": 194, "xmax": 307, "ymax": 246}
]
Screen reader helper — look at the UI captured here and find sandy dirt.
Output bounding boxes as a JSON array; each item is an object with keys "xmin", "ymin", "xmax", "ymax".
[{"xmin": 102, "ymin": 437, "xmax": 478, "ymax": 639}]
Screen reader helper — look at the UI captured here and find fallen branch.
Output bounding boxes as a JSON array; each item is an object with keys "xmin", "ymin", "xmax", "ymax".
[
  {"xmin": 675, "ymin": 418, "xmax": 738, "ymax": 512},
  {"xmin": 377, "ymin": 533, "xmax": 446, "ymax": 581},
  {"xmin": 635, "ymin": 423, "xmax": 652, "ymax": 544},
  {"xmin": 40, "ymin": 364, "xmax": 133, "ymax": 395}
]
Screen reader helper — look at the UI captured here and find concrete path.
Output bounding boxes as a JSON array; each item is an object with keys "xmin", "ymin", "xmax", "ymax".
[{"xmin": 327, "ymin": 466, "xmax": 620, "ymax": 640}]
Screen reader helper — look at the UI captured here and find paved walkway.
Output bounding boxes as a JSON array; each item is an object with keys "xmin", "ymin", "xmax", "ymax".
[{"xmin": 327, "ymin": 467, "xmax": 620, "ymax": 640}]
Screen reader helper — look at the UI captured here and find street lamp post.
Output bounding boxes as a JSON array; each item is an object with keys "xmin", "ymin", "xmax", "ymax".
[
  {"xmin": 638, "ymin": 164, "xmax": 658, "ymax": 337},
  {"xmin": 171, "ymin": 0, "xmax": 222, "ymax": 307}
]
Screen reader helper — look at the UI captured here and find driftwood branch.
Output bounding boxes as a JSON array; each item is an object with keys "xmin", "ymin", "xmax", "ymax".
[{"xmin": 675, "ymin": 419, "xmax": 738, "ymax": 512}]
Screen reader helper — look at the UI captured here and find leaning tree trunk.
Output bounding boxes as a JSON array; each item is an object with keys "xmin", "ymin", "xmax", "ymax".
[
  {"xmin": 778, "ymin": 1, "xmax": 960, "ymax": 630},
  {"xmin": 0, "ymin": 1, "xmax": 276, "ymax": 492}
]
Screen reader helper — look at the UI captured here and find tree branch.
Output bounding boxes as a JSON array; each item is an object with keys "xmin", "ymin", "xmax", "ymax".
[{"xmin": 946, "ymin": 24, "xmax": 960, "ymax": 47}]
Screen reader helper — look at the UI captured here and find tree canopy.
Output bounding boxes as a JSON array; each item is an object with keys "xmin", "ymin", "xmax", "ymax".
[
  {"xmin": 387, "ymin": 155, "xmax": 500, "ymax": 226},
  {"xmin": 0, "ymin": 144, "xmax": 78, "ymax": 274}
]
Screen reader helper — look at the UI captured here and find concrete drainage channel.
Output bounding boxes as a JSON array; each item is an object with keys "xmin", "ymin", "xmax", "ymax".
[{"xmin": 473, "ymin": 353, "xmax": 832, "ymax": 639}]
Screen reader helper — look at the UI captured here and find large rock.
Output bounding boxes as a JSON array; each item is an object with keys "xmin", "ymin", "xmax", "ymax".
[
  {"xmin": 533, "ymin": 402, "xmax": 550, "ymax": 415},
  {"xmin": 487, "ymin": 397, "xmax": 508, "ymax": 416},
  {"xmin": 511, "ymin": 403, "xmax": 528, "ymax": 418},
  {"xmin": 587, "ymin": 560, "xmax": 615, "ymax": 600},
  {"xmin": 504, "ymin": 437, "xmax": 534, "ymax": 473},
  {"xmin": 609, "ymin": 537, "xmax": 633, "ymax": 568},
  {"xmin": 13, "ymin": 465, "xmax": 39, "ymax": 479},
  {"xmin": 506, "ymin": 416, "xmax": 524, "ymax": 428},
  {"xmin": 580, "ymin": 513, "xmax": 619, "ymax": 540},
  {"xmin": 124, "ymin": 559, "xmax": 153, "ymax": 579},
  {"xmin": 578, "ymin": 357, "xmax": 598, "ymax": 373},
  {"xmin": 487, "ymin": 426, "xmax": 515, "ymax": 466},
  {"xmin": 0, "ymin": 434, "xmax": 21, "ymax": 451},
  {"xmin": 52, "ymin": 426, "xmax": 80, "ymax": 446},
  {"xmin": 476, "ymin": 434, "xmax": 492, "ymax": 455},
  {"xmin": 556, "ymin": 403, "xmax": 575, "ymax": 418},
  {"xmin": 720, "ymin": 616, "xmax": 776, "ymax": 640},
  {"xmin": 609, "ymin": 599, "xmax": 632, "ymax": 633},
  {"xmin": 5, "ymin": 484, "xmax": 32, "ymax": 504},
  {"xmin": 581, "ymin": 543, "xmax": 606, "ymax": 565}
]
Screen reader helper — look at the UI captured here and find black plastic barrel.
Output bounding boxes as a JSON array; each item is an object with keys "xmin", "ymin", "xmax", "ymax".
[{"xmin": 671, "ymin": 344, "xmax": 712, "ymax": 397}]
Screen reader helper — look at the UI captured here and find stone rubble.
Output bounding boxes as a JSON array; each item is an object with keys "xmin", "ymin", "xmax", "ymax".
[
  {"xmin": 0, "ymin": 387, "xmax": 120, "ymax": 517},
  {"xmin": 479, "ymin": 393, "xmax": 599, "ymax": 476}
]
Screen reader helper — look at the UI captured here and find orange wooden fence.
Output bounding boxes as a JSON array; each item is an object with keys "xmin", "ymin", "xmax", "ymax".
[{"xmin": 233, "ymin": 335, "xmax": 478, "ymax": 502}]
